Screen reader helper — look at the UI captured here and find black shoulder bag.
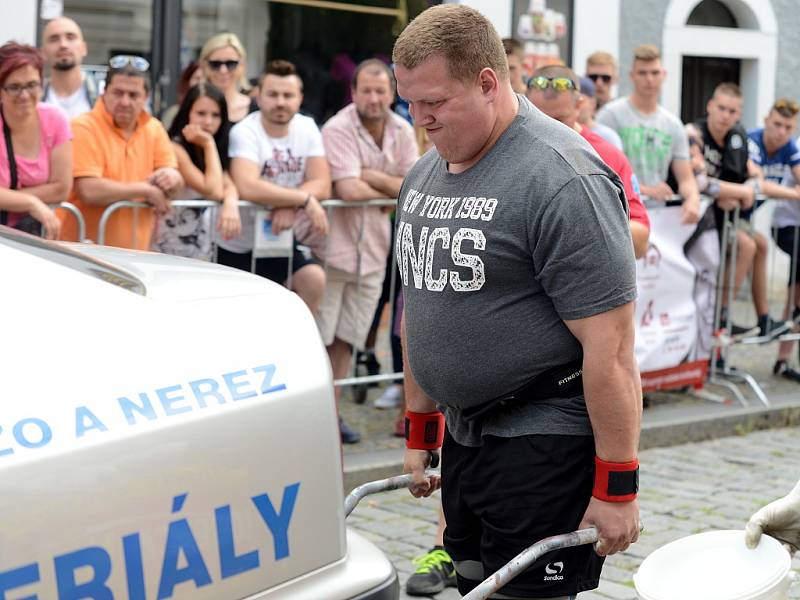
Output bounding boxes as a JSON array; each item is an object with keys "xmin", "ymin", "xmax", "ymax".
[
  {"xmin": 1, "ymin": 110, "xmax": 17, "ymax": 226},
  {"xmin": 1, "ymin": 109, "xmax": 43, "ymax": 234}
]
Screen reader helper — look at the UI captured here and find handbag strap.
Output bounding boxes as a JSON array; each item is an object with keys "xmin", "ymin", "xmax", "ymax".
[{"xmin": 1, "ymin": 105, "xmax": 18, "ymax": 226}]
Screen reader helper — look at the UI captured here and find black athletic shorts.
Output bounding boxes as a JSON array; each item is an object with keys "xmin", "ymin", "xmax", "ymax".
[
  {"xmin": 774, "ymin": 226, "xmax": 800, "ymax": 287},
  {"xmin": 441, "ymin": 430, "xmax": 604, "ymax": 598},
  {"xmin": 216, "ymin": 243, "xmax": 318, "ymax": 284}
]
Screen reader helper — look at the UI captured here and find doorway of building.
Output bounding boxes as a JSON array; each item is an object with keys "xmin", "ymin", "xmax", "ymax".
[{"xmin": 681, "ymin": 55, "xmax": 741, "ymax": 124}]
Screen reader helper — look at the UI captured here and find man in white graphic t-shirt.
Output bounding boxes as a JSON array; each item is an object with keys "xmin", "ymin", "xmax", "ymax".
[{"xmin": 224, "ymin": 59, "xmax": 330, "ymax": 312}]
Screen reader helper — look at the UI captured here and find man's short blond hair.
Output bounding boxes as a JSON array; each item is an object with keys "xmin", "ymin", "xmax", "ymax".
[
  {"xmin": 392, "ymin": 4, "xmax": 508, "ymax": 83},
  {"xmin": 633, "ymin": 44, "xmax": 661, "ymax": 63},
  {"xmin": 586, "ymin": 51, "xmax": 616, "ymax": 70},
  {"xmin": 503, "ymin": 38, "xmax": 524, "ymax": 60}
]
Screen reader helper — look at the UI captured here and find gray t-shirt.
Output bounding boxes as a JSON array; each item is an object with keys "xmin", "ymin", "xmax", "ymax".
[
  {"xmin": 596, "ymin": 97, "xmax": 689, "ymax": 187},
  {"xmin": 397, "ymin": 96, "xmax": 637, "ymax": 446}
]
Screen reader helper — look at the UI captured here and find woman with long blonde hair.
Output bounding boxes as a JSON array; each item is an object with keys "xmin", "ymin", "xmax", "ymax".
[{"xmin": 199, "ymin": 33, "xmax": 255, "ymax": 124}]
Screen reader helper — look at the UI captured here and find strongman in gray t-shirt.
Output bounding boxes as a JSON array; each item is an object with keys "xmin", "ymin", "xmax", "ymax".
[{"xmin": 397, "ymin": 96, "xmax": 637, "ymax": 446}]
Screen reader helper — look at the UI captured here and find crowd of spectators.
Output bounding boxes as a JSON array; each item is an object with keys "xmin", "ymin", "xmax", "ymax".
[
  {"xmin": 7, "ymin": 15, "xmax": 800, "ymax": 599},
  {"xmin": 5, "ymin": 16, "xmax": 800, "ymax": 453}
]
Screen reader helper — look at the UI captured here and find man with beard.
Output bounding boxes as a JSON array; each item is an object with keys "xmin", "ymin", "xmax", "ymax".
[
  {"xmin": 224, "ymin": 59, "xmax": 329, "ymax": 313},
  {"xmin": 314, "ymin": 58, "xmax": 419, "ymax": 444},
  {"xmin": 40, "ymin": 17, "xmax": 96, "ymax": 118}
]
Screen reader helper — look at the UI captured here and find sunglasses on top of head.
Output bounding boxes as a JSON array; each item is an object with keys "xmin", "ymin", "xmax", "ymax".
[
  {"xmin": 207, "ymin": 59, "xmax": 240, "ymax": 71},
  {"xmin": 109, "ymin": 54, "xmax": 150, "ymax": 72},
  {"xmin": 527, "ymin": 76, "xmax": 577, "ymax": 92}
]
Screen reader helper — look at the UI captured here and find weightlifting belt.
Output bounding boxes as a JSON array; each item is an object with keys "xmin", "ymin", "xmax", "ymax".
[{"xmin": 461, "ymin": 357, "xmax": 584, "ymax": 422}]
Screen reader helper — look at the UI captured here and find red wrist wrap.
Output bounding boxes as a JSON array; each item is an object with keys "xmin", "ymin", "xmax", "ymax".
[
  {"xmin": 592, "ymin": 457, "xmax": 639, "ymax": 502},
  {"xmin": 404, "ymin": 411, "xmax": 445, "ymax": 450}
]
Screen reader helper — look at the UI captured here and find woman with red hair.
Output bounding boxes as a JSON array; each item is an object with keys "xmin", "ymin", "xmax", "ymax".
[{"xmin": 0, "ymin": 42, "xmax": 72, "ymax": 238}]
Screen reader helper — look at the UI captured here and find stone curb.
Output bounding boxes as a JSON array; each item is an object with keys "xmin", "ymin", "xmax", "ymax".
[{"xmin": 343, "ymin": 398, "xmax": 800, "ymax": 493}]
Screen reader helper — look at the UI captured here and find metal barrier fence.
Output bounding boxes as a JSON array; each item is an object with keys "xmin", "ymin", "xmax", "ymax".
[
  {"xmin": 644, "ymin": 193, "xmax": 800, "ymax": 407},
  {"xmin": 82, "ymin": 194, "xmax": 800, "ymax": 405},
  {"xmin": 6, "ymin": 201, "xmax": 85, "ymax": 242},
  {"xmin": 708, "ymin": 197, "xmax": 800, "ymax": 406},
  {"xmin": 55, "ymin": 202, "xmax": 87, "ymax": 243},
  {"xmin": 94, "ymin": 198, "xmax": 404, "ymax": 394}
]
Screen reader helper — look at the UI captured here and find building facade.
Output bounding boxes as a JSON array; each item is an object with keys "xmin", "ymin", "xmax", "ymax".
[{"xmin": 3, "ymin": 0, "xmax": 796, "ymax": 129}]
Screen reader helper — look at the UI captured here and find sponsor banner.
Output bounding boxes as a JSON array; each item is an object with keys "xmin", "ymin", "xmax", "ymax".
[
  {"xmin": 639, "ymin": 359, "xmax": 709, "ymax": 392},
  {"xmin": 635, "ymin": 204, "xmax": 718, "ymax": 390}
]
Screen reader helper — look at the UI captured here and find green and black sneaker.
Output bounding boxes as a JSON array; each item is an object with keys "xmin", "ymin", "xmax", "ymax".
[{"xmin": 405, "ymin": 546, "xmax": 457, "ymax": 596}]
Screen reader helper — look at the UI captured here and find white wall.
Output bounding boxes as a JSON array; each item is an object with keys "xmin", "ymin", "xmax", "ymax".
[
  {"xmin": 572, "ymin": 0, "xmax": 620, "ymax": 75},
  {"xmin": 662, "ymin": 0, "xmax": 777, "ymax": 130},
  {"xmin": 0, "ymin": 1, "xmax": 38, "ymax": 45},
  {"xmin": 452, "ymin": 0, "xmax": 513, "ymax": 37}
]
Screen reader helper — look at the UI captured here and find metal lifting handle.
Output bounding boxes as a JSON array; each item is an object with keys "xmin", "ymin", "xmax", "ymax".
[
  {"xmin": 461, "ymin": 527, "xmax": 599, "ymax": 600},
  {"xmin": 344, "ymin": 470, "xmax": 439, "ymax": 517},
  {"xmin": 346, "ymin": 472, "xmax": 643, "ymax": 600}
]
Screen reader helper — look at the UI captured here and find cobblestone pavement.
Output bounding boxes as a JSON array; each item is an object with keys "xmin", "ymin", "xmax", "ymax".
[
  {"xmin": 339, "ymin": 294, "xmax": 800, "ymax": 459},
  {"xmin": 348, "ymin": 427, "xmax": 800, "ymax": 599}
]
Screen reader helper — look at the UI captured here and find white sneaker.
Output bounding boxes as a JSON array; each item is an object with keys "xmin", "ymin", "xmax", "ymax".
[{"xmin": 373, "ymin": 385, "xmax": 402, "ymax": 409}]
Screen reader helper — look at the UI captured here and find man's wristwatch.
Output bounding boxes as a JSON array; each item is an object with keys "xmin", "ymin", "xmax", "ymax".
[
  {"xmin": 592, "ymin": 457, "xmax": 639, "ymax": 502},
  {"xmin": 707, "ymin": 178, "xmax": 721, "ymax": 199}
]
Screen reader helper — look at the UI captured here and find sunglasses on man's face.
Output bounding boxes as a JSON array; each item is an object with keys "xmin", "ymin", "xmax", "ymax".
[
  {"xmin": 527, "ymin": 76, "xmax": 576, "ymax": 92},
  {"xmin": 109, "ymin": 54, "xmax": 150, "ymax": 71},
  {"xmin": 207, "ymin": 59, "xmax": 240, "ymax": 72},
  {"xmin": 587, "ymin": 73, "xmax": 613, "ymax": 84}
]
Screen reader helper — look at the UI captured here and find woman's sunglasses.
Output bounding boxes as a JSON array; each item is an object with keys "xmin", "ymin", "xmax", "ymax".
[{"xmin": 207, "ymin": 60, "xmax": 240, "ymax": 72}]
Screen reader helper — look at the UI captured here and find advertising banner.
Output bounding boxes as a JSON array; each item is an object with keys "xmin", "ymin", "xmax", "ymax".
[{"xmin": 635, "ymin": 205, "xmax": 719, "ymax": 391}]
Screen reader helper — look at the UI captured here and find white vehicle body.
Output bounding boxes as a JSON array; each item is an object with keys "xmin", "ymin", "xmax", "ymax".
[{"xmin": 0, "ymin": 229, "xmax": 398, "ymax": 599}]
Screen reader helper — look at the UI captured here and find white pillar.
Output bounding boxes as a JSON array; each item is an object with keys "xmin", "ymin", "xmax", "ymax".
[
  {"xmin": 572, "ymin": 0, "xmax": 620, "ymax": 76},
  {"xmin": 0, "ymin": 1, "xmax": 38, "ymax": 45},
  {"xmin": 453, "ymin": 0, "xmax": 513, "ymax": 38}
]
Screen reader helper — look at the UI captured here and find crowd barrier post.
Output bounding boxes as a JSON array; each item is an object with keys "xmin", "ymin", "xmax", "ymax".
[
  {"xmin": 95, "ymin": 198, "xmax": 406, "ymax": 390},
  {"xmin": 55, "ymin": 201, "xmax": 86, "ymax": 243},
  {"xmin": 706, "ymin": 203, "xmax": 752, "ymax": 406},
  {"xmin": 708, "ymin": 198, "xmax": 774, "ymax": 407},
  {"xmin": 98, "ymin": 199, "xmax": 276, "ymax": 272}
]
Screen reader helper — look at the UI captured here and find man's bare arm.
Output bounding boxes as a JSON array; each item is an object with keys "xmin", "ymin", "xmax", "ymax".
[
  {"xmin": 630, "ymin": 221, "xmax": 650, "ymax": 259},
  {"xmin": 334, "ymin": 177, "xmax": 385, "ymax": 202},
  {"xmin": 230, "ymin": 157, "xmax": 308, "ymax": 208},
  {"xmin": 673, "ymin": 159, "xmax": 701, "ymax": 224},
  {"xmin": 565, "ymin": 302, "xmax": 641, "ymax": 556},
  {"xmin": 73, "ymin": 177, "xmax": 158, "ymax": 206},
  {"xmin": 361, "ymin": 168, "xmax": 405, "ymax": 198},
  {"xmin": 297, "ymin": 156, "xmax": 332, "ymax": 200},
  {"xmin": 400, "ymin": 315, "xmax": 441, "ymax": 498},
  {"xmin": 565, "ymin": 302, "xmax": 641, "ymax": 461}
]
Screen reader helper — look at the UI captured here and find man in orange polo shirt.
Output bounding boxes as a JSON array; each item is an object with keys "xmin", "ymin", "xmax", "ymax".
[{"xmin": 63, "ymin": 57, "xmax": 182, "ymax": 248}]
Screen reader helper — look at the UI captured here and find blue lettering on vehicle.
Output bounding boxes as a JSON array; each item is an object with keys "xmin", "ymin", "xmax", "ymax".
[
  {"xmin": 0, "ymin": 484, "xmax": 300, "ymax": 598},
  {"xmin": 0, "ymin": 364, "xmax": 285, "ymax": 457}
]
